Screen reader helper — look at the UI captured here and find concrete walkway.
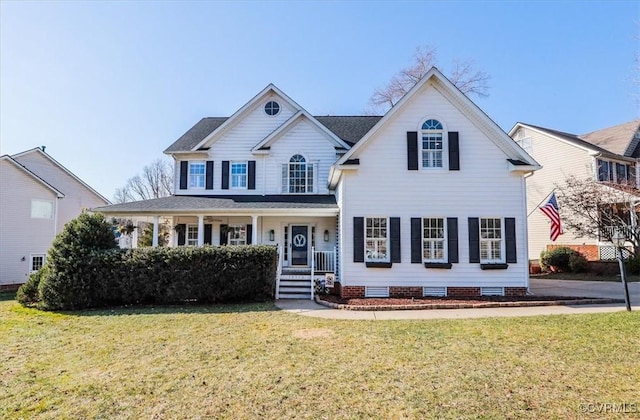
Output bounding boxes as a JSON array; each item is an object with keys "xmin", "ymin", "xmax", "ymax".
[{"xmin": 275, "ymin": 279, "xmax": 639, "ymax": 320}]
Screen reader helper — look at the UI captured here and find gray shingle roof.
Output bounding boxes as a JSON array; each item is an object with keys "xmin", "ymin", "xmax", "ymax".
[
  {"xmin": 315, "ymin": 116, "xmax": 382, "ymax": 146},
  {"xmin": 163, "ymin": 116, "xmax": 382, "ymax": 153},
  {"xmin": 164, "ymin": 117, "xmax": 228, "ymax": 153},
  {"xmin": 93, "ymin": 195, "xmax": 338, "ymax": 213}
]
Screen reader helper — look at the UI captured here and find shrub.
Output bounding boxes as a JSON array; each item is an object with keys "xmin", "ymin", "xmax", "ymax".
[
  {"xmin": 568, "ymin": 253, "xmax": 589, "ymax": 273},
  {"xmin": 38, "ymin": 212, "xmax": 118, "ymax": 310},
  {"xmin": 540, "ymin": 247, "xmax": 587, "ymax": 273},
  {"xmin": 16, "ymin": 267, "xmax": 48, "ymax": 306}
]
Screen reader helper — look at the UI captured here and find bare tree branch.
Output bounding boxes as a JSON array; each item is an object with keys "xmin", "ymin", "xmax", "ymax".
[
  {"xmin": 368, "ymin": 45, "xmax": 491, "ymax": 114},
  {"xmin": 113, "ymin": 158, "xmax": 174, "ymax": 203}
]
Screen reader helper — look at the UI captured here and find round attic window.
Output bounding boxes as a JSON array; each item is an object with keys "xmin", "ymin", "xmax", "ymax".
[{"xmin": 264, "ymin": 101, "xmax": 280, "ymax": 116}]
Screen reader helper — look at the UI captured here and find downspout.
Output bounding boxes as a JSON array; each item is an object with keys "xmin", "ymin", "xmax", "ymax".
[{"xmin": 523, "ymin": 172, "xmax": 534, "ymax": 293}]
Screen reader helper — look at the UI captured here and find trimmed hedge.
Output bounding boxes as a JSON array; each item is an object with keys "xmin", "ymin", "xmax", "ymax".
[
  {"xmin": 20, "ymin": 246, "xmax": 277, "ymax": 310},
  {"xmin": 540, "ymin": 246, "xmax": 588, "ymax": 273}
]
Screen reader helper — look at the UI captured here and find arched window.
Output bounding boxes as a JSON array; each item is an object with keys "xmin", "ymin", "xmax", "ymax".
[
  {"xmin": 282, "ymin": 154, "xmax": 314, "ymax": 193},
  {"xmin": 421, "ymin": 119, "xmax": 444, "ymax": 168}
]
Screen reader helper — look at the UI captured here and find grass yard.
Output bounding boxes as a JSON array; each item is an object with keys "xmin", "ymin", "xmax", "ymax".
[{"xmin": 1, "ymin": 293, "xmax": 639, "ymax": 419}]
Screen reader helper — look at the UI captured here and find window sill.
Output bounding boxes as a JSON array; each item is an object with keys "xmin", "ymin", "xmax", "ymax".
[
  {"xmin": 365, "ymin": 262, "xmax": 393, "ymax": 268},
  {"xmin": 424, "ymin": 262, "xmax": 452, "ymax": 269},
  {"xmin": 480, "ymin": 263, "xmax": 509, "ymax": 270}
]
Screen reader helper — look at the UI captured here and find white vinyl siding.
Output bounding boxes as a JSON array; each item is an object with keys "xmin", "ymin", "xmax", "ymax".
[{"xmin": 338, "ymin": 78, "xmax": 528, "ymax": 289}]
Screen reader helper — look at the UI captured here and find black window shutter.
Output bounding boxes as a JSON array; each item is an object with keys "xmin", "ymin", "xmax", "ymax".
[
  {"xmin": 407, "ymin": 131, "xmax": 418, "ymax": 170},
  {"xmin": 353, "ymin": 217, "xmax": 364, "ymax": 263},
  {"xmin": 204, "ymin": 224, "xmax": 212, "ymax": 245},
  {"xmin": 205, "ymin": 161, "xmax": 214, "ymax": 190},
  {"xmin": 468, "ymin": 217, "xmax": 480, "ymax": 263},
  {"xmin": 246, "ymin": 224, "xmax": 253, "ymax": 244},
  {"xmin": 448, "ymin": 132, "xmax": 460, "ymax": 171},
  {"xmin": 447, "ymin": 217, "xmax": 459, "ymax": 263},
  {"xmin": 390, "ymin": 217, "xmax": 401, "ymax": 263},
  {"xmin": 179, "ymin": 161, "xmax": 188, "ymax": 190},
  {"xmin": 505, "ymin": 218, "xmax": 517, "ymax": 263},
  {"xmin": 248, "ymin": 161, "xmax": 256, "ymax": 190},
  {"xmin": 410, "ymin": 218, "xmax": 422, "ymax": 263},
  {"xmin": 221, "ymin": 161, "xmax": 229, "ymax": 190},
  {"xmin": 220, "ymin": 224, "xmax": 228, "ymax": 245},
  {"xmin": 177, "ymin": 224, "xmax": 186, "ymax": 246}
]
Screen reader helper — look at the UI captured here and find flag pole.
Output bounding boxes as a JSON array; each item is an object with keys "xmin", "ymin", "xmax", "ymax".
[{"xmin": 527, "ymin": 189, "xmax": 557, "ymax": 218}]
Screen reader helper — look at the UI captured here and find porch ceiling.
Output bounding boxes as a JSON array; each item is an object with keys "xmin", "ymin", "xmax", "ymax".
[{"xmin": 92, "ymin": 194, "xmax": 339, "ymax": 216}]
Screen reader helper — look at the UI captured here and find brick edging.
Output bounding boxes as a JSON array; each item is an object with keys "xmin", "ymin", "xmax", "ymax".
[{"xmin": 314, "ymin": 296, "xmax": 625, "ymax": 311}]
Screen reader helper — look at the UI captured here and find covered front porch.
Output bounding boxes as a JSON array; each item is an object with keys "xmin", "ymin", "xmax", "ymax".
[{"xmin": 93, "ymin": 195, "xmax": 340, "ymax": 300}]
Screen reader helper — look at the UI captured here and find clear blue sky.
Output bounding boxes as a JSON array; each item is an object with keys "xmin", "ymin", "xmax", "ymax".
[{"xmin": 1, "ymin": 0, "xmax": 638, "ymax": 201}]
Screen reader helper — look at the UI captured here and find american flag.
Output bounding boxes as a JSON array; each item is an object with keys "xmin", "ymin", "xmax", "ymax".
[{"xmin": 540, "ymin": 192, "xmax": 562, "ymax": 241}]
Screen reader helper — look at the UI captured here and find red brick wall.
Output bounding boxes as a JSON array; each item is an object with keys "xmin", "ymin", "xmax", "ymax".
[
  {"xmin": 389, "ymin": 287, "xmax": 422, "ymax": 298},
  {"xmin": 546, "ymin": 244, "xmax": 599, "ymax": 261},
  {"xmin": 447, "ymin": 287, "xmax": 481, "ymax": 297},
  {"xmin": 341, "ymin": 286, "xmax": 365, "ymax": 298}
]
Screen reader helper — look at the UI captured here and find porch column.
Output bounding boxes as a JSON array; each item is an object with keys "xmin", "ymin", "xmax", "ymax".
[
  {"xmin": 152, "ymin": 216, "xmax": 160, "ymax": 247},
  {"xmin": 198, "ymin": 215, "xmax": 204, "ymax": 246},
  {"xmin": 251, "ymin": 215, "xmax": 259, "ymax": 244}
]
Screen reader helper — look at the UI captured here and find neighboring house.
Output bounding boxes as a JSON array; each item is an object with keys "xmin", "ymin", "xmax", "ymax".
[
  {"xmin": 508, "ymin": 120, "xmax": 640, "ymax": 262},
  {"xmin": 0, "ymin": 148, "xmax": 110, "ymax": 288},
  {"xmin": 94, "ymin": 67, "xmax": 539, "ymax": 299}
]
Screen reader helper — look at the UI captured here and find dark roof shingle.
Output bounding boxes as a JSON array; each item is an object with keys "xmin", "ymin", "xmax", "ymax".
[{"xmin": 164, "ymin": 115, "xmax": 383, "ymax": 153}]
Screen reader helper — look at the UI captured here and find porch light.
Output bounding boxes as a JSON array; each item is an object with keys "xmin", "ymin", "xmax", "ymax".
[
  {"xmin": 269, "ymin": 229, "xmax": 275, "ymax": 241},
  {"xmin": 324, "ymin": 230, "xmax": 330, "ymax": 242},
  {"xmin": 612, "ymin": 229, "xmax": 632, "ymax": 311}
]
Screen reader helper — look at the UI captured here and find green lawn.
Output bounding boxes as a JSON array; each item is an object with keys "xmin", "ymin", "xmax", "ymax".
[{"xmin": 1, "ymin": 293, "xmax": 639, "ymax": 419}]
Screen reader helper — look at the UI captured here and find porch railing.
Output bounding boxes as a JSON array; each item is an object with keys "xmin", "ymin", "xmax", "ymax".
[{"xmin": 313, "ymin": 249, "xmax": 336, "ymax": 272}]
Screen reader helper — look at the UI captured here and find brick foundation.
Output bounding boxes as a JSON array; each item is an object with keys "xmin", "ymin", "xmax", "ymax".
[
  {"xmin": 340, "ymin": 285, "xmax": 529, "ymax": 298},
  {"xmin": 0, "ymin": 284, "xmax": 21, "ymax": 292},
  {"xmin": 341, "ymin": 286, "xmax": 365, "ymax": 298},
  {"xmin": 389, "ymin": 286, "xmax": 422, "ymax": 298},
  {"xmin": 447, "ymin": 287, "xmax": 481, "ymax": 297},
  {"xmin": 505, "ymin": 287, "xmax": 527, "ymax": 296}
]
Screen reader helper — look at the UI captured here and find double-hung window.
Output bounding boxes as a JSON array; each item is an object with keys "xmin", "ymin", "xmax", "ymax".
[
  {"xmin": 421, "ymin": 119, "xmax": 444, "ymax": 168},
  {"xmin": 480, "ymin": 218, "xmax": 502, "ymax": 262},
  {"xmin": 228, "ymin": 224, "xmax": 247, "ymax": 245},
  {"xmin": 186, "ymin": 224, "xmax": 198, "ymax": 246},
  {"xmin": 423, "ymin": 218, "xmax": 445, "ymax": 262},
  {"xmin": 30, "ymin": 254, "xmax": 45, "ymax": 272},
  {"xmin": 597, "ymin": 159, "xmax": 614, "ymax": 182},
  {"xmin": 282, "ymin": 154, "xmax": 314, "ymax": 193},
  {"xmin": 365, "ymin": 217, "xmax": 389, "ymax": 262},
  {"xmin": 231, "ymin": 162, "xmax": 247, "ymax": 189},
  {"xmin": 189, "ymin": 162, "xmax": 205, "ymax": 189}
]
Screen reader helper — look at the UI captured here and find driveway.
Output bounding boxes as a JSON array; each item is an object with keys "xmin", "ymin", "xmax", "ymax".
[{"xmin": 530, "ymin": 278, "xmax": 640, "ymax": 301}]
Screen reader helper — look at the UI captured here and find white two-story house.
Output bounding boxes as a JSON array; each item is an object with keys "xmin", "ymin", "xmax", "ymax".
[
  {"xmin": 95, "ymin": 67, "xmax": 539, "ymax": 299},
  {"xmin": 509, "ymin": 120, "xmax": 640, "ymax": 262},
  {"xmin": 0, "ymin": 148, "xmax": 110, "ymax": 289}
]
